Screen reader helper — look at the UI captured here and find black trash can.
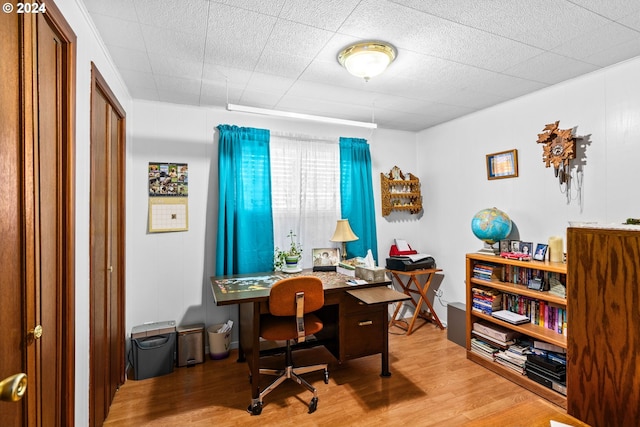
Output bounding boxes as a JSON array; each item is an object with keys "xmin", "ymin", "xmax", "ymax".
[{"xmin": 131, "ymin": 320, "xmax": 177, "ymax": 380}]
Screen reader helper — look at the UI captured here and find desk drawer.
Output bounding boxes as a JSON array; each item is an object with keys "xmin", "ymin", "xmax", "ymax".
[
  {"xmin": 341, "ymin": 293, "xmax": 372, "ymax": 314},
  {"xmin": 343, "ymin": 307, "xmax": 385, "ymax": 359}
]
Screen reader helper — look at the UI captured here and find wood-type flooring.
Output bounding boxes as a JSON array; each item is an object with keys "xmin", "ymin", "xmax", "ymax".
[{"xmin": 104, "ymin": 323, "xmax": 589, "ymax": 426}]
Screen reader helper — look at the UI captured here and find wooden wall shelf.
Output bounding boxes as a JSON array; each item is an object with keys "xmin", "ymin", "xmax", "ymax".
[{"xmin": 380, "ymin": 166, "xmax": 422, "ymax": 216}]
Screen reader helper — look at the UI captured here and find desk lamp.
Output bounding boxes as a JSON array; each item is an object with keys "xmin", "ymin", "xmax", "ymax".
[{"xmin": 330, "ymin": 219, "xmax": 358, "ymax": 261}]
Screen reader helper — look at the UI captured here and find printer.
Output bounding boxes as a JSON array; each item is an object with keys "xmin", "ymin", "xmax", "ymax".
[
  {"xmin": 386, "ymin": 240, "xmax": 436, "ymax": 271},
  {"xmin": 386, "ymin": 255, "xmax": 436, "ymax": 271}
]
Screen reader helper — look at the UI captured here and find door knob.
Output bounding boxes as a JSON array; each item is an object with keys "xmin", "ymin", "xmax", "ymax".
[
  {"xmin": 0, "ymin": 373, "xmax": 27, "ymax": 402},
  {"xmin": 30, "ymin": 325, "xmax": 43, "ymax": 340}
]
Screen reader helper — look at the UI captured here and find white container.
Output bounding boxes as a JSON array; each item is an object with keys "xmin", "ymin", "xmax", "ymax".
[{"xmin": 207, "ymin": 324, "xmax": 231, "ymax": 360}]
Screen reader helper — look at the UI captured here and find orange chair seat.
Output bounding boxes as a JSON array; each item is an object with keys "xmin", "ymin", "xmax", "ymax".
[{"xmin": 261, "ymin": 314, "xmax": 323, "ymax": 341}]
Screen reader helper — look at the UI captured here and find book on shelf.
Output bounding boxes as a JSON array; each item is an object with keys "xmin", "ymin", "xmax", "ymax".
[
  {"xmin": 501, "ymin": 294, "xmax": 567, "ymax": 336},
  {"xmin": 473, "ymin": 321, "xmax": 520, "ymax": 342},
  {"xmin": 471, "ymin": 286, "xmax": 502, "ymax": 314},
  {"xmin": 470, "ymin": 338, "xmax": 499, "ymax": 361},
  {"xmin": 472, "ymin": 264, "xmax": 503, "ymax": 281},
  {"xmin": 507, "ymin": 343, "xmax": 530, "ymax": 355},
  {"xmin": 495, "ymin": 351, "xmax": 526, "ymax": 374},
  {"xmin": 533, "ymin": 340, "xmax": 566, "ymax": 354},
  {"xmin": 471, "ymin": 330, "xmax": 514, "ymax": 349},
  {"xmin": 491, "ymin": 309, "xmax": 530, "ymax": 325}
]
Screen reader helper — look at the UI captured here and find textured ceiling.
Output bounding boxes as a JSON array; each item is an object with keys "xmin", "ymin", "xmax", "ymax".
[{"xmin": 82, "ymin": 0, "xmax": 640, "ymax": 132}]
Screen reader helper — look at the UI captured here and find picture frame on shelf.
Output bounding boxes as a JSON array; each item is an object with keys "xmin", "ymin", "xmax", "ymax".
[
  {"xmin": 486, "ymin": 149, "xmax": 519, "ymax": 180},
  {"xmin": 520, "ymin": 241, "xmax": 533, "ymax": 257},
  {"xmin": 533, "ymin": 243, "xmax": 548, "ymax": 261},
  {"xmin": 510, "ymin": 240, "xmax": 521, "ymax": 252},
  {"xmin": 499, "ymin": 239, "xmax": 511, "ymax": 253}
]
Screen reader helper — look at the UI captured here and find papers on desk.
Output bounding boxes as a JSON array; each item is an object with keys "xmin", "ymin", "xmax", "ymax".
[{"xmin": 347, "ymin": 279, "xmax": 368, "ymax": 286}]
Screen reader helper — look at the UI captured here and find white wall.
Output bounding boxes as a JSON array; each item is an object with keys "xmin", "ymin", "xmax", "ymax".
[
  {"xmin": 417, "ymin": 56, "xmax": 640, "ymax": 323},
  {"xmin": 55, "ymin": 0, "xmax": 133, "ymax": 425},
  {"xmin": 128, "ymin": 101, "xmax": 418, "ymax": 341}
]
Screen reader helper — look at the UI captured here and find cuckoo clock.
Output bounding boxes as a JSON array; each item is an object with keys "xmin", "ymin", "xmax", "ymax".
[{"xmin": 536, "ymin": 121, "xmax": 575, "ymax": 184}]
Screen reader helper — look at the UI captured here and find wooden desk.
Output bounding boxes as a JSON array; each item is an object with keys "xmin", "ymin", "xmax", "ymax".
[
  {"xmin": 388, "ymin": 269, "xmax": 445, "ymax": 334},
  {"xmin": 210, "ymin": 270, "xmax": 409, "ymax": 413}
]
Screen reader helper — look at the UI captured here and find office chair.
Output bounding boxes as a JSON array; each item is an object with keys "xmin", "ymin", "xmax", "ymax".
[{"xmin": 249, "ymin": 276, "xmax": 329, "ymax": 415}]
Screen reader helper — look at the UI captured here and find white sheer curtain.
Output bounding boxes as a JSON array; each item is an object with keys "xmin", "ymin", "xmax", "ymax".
[{"xmin": 270, "ymin": 132, "xmax": 341, "ymax": 268}]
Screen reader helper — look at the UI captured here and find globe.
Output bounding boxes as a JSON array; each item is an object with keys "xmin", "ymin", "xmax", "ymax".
[{"xmin": 471, "ymin": 208, "xmax": 512, "ymax": 247}]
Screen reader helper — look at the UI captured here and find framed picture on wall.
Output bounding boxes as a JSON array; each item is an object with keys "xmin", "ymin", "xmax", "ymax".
[{"xmin": 486, "ymin": 149, "xmax": 519, "ymax": 180}]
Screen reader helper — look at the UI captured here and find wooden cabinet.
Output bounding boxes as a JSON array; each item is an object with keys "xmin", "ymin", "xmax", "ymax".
[
  {"xmin": 465, "ymin": 253, "xmax": 568, "ymax": 409},
  {"xmin": 341, "ymin": 295, "xmax": 386, "ymax": 359},
  {"xmin": 380, "ymin": 166, "xmax": 422, "ymax": 215},
  {"xmin": 566, "ymin": 227, "xmax": 640, "ymax": 426}
]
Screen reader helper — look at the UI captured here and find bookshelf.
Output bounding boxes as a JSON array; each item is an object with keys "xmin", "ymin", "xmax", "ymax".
[{"xmin": 465, "ymin": 252, "xmax": 568, "ymax": 409}]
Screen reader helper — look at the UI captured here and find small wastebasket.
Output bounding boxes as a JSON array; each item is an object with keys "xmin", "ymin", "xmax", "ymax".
[
  {"xmin": 208, "ymin": 324, "xmax": 231, "ymax": 360},
  {"xmin": 177, "ymin": 323, "xmax": 205, "ymax": 367}
]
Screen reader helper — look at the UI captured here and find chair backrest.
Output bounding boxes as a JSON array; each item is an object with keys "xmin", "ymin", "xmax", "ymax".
[{"xmin": 269, "ymin": 276, "xmax": 324, "ymax": 317}]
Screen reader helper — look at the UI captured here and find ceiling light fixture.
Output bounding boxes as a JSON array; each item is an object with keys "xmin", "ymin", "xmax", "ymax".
[
  {"xmin": 226, "ymin": 103, "xmax": 377, "ymax": 129},
  {"xmin": 338, "ymin": 41, "xmax": 397, "ymax": 81}
]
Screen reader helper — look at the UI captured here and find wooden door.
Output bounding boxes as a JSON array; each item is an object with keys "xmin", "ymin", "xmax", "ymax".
[
  {"xmin": 90, "ymin": 63, "xmax": 126, "ymax": 427},
  {"xmin": 0, "ymin": 10, "xmax": 26, "ymax": 426},
  {"xmin": 0, "ymin": 2, "xmax": 76, "ymax": 426}
]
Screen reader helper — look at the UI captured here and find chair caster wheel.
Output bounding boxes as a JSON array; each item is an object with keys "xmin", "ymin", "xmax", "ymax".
[
  {"xmin": 247, "ymin": 402, "xmax": 262, "ymax": 415},
  {"xmin": 308, "ymin": 397, "xmax": 318, "ymax": 414},
  {"xmin": 324, "ymin": 369, "xmax": 329, "ymax": 384}
]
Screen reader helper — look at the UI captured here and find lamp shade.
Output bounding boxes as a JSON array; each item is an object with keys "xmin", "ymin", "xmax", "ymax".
[{"xmin": 330, "ymin": 219, "xmax": 358, "ymax": 243}]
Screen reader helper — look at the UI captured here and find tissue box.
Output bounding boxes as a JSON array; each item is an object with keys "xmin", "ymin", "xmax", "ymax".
[{"xmin": 355, "ymin": 266, "xmax": 388, "ymax": 282}]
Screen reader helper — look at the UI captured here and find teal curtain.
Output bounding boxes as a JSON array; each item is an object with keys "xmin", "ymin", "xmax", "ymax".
[
  {"xmin": 339, "ymin": 137, "xmax": 378, "ymax": 262},
  {"xmin": 216, "ymin": 125, "xmax": 274, "ymax": 275}
]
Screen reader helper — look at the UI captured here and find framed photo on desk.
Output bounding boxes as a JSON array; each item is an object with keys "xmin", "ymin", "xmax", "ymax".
[{"xmin": 312, "ymin": 248, "xmax": 340, "ymax": 271}]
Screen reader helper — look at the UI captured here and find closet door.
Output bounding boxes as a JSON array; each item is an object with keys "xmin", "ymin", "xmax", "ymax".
[{"xmin": 90, "ymin": 63, "xmax": 126, "ymax": 427}]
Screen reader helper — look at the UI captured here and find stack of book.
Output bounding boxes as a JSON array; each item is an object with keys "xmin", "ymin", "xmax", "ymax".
[
  {"xmin": 472, "ymin": 263, "xmax": 503, "ymax": 281},
  {"xmin": 495, "ymin": 344, "xmax": 529, "ymax": 374},
  {"xmin": 471, "ymin": 286, "xmax": 502, "ymax": 315},
  {"xmin": 470, "ymin": 337, "xmax": 499, "ymax": 362},
  {"xmin": 472, "ymin": 321, "xmax": 520, "ymax": 348}
]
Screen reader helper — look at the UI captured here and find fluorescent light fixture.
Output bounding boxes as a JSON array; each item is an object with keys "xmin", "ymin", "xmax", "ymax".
[{"xmin": 226, "ymin": 103, "xmax": 377, "ymax": 129}]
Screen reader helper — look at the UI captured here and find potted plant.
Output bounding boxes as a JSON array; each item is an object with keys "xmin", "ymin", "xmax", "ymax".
[{"xmin": 274, "ymin": 230, "xmax": 303, "ymax": 271}]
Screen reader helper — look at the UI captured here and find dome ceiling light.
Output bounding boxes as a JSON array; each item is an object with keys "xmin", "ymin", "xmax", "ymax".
[{"xmin": 337, "ymin": 41, "xmax": 397, "ymax": 81}]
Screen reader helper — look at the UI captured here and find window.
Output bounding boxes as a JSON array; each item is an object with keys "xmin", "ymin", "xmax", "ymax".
[{"xmin": 270, "ymin": 133, "xmax": 341, "ymax": 268}]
